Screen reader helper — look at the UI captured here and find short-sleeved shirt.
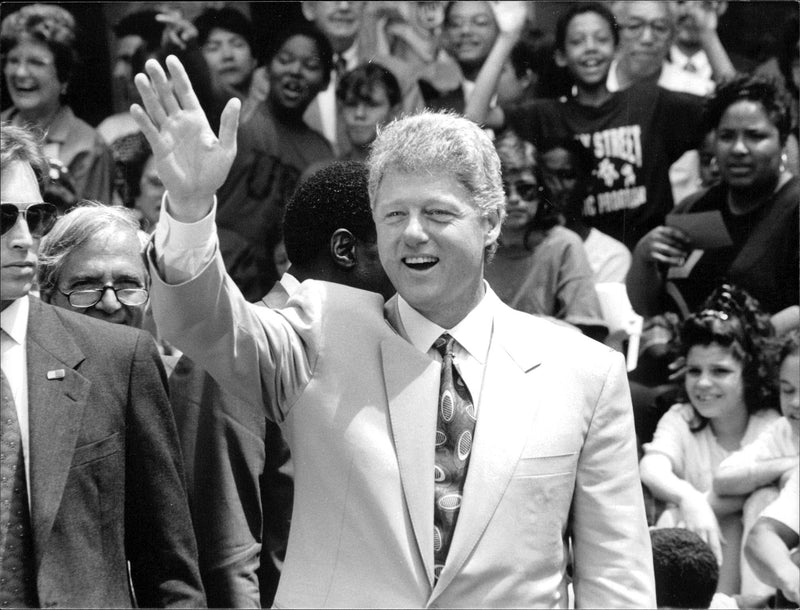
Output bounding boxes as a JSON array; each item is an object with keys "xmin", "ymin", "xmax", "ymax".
[
  {"xmin": 643, "ymin": 402, "xmax": 780, "ymax": 493},
  {"xmin": 760, "ymin": 469, "xmax": 799, "ymax": 534},
  {"xmin": 503, "ymin": 83, "xmax": 704, "ymax": 250}
]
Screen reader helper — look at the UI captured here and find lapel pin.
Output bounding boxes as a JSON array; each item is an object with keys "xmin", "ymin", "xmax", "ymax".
[{"xmin": 46, "ymin": 369, "xmax": 65, "ymax": 380}]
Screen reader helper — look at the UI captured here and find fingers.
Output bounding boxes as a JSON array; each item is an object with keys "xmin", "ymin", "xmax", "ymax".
[
  {"xmin": 130, "ymin": 103, "xmax": 162, "ymax": 149},
  {"xmin": 165, "ymin": 55, "xmax": 201, "ymax": 111},
  {"xmin": 146, "ymin": 57, "xmax": 181, "ymax": 116},
  {"xmin": 218, "ymin": 97, "xmax": 241, "ymax": 153},
  {"xmin": 134, "ymin": 69, "xmax": 168, "ymax": 129}
]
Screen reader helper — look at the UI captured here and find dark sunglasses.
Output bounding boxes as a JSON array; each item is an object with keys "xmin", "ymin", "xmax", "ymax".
[
  {"xmin": 502, "ymin": 181, "xmax": 541, "ymax": 202},
  {"xmin": 1, "ymin": 202, "xmax": 58, "ymax": 237}
]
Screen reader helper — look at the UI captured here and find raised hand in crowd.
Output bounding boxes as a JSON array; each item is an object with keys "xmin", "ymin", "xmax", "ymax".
[{"xmin": 130, "ymin": 55, "xmax": 240, "ymax": 220}]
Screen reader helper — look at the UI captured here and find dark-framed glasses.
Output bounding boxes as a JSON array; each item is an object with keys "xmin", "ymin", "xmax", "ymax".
[
  {"xmin": 1, "ymin": 202, "xmax": 58, "ymax": 237},
  {"xmin": 619, "ymin": 19, "xmax": 672, "ymax": 38},
  {"xmin": 503, "ymin": 181, "xmax": 541, "ymax": 202},
  {"xmin": 58, "ymin": 285, "xmax": 149, "ymax": 308}
]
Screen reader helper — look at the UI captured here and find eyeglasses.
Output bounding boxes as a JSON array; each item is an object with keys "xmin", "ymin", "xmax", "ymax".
[
  {"xmin": 1, "ymin": 202, "xmax": 58, "ymax": 237},
  {"xmin": 503, "ymin": 181, "xmax": 541, "ymax": 201},
  {"xmin": 57, "ymin": 285, "xmax": 149, "ymax": 308},
  {"xmin": 618, "ymin": 19, "xmax": 672, "ymax": 39}
]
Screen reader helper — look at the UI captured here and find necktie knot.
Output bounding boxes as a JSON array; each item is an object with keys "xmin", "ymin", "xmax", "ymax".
[
  {"xmin": 433, "ymin": 333, "xmax": 455, "ymax": 358},
  {"xmin": 333, "ymin": 53, "xmax": 347, "ymax": 79}
]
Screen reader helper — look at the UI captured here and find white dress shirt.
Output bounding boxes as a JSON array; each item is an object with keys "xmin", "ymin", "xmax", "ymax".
[
  {"xmin": 1, "ymin": 295, "xmax": 31, "ymax": 492},
  {"xmin": 670, "ymin": 46, "xmax": 713, "ymax": 83},
  {"xmin": 313, "ymin": 43, "xmax": 359, "ymax": 150},
  {"xmin": 396, "ymin": 288, "xmax": 494, "ymax": 411}
]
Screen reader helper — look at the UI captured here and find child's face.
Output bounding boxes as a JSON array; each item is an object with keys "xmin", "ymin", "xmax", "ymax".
[
  {"xmin": 779, "ymin": 353, "xmax": 800, "ymax": 437},
  {"xmin": 342, "ymin": 85, "xmax": 394, "ymax": 148},
  {"xmin": 556, "ymin": 11, "xmax": 615, "ymax": 89},
  {"xmin": 685, "ymin": 343, "xmax": 746, "ymax": 421}
]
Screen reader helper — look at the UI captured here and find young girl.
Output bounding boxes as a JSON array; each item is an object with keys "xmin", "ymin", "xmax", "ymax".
[{"xmin": 639, "ymin": 285, "xmax": 781, "ymax": 595}]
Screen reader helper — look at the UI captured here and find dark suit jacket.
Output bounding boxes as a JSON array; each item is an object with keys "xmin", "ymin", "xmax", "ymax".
[
  {"xmin": 170, "ymin": 281, "xmax": 293, "ymax": 608},
  {"xmin": 25, "ymin": 297, "xmax": 205, "ymax": 608}
]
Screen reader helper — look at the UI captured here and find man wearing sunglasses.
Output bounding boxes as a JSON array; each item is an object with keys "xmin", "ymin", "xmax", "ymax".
[
  {"xmin": 36, "ymin": 204, "xmax": 150, "ymax": 329},
  {"xmin": 0, "ymin": 122, "xmax": 205, "ymax": 607}
]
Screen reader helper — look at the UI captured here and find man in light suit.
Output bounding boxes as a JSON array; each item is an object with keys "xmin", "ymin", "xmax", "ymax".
[
  {"xmin": 169, "ymin": 161, "xmax": 394, "ymax": 607},
  {"xmin": 134, "ymin": 54, "xmax": 655, "ymax": 607},
  {"xmin": 0, "ymin": 123, "xmax": 205, "ymax": 607}
]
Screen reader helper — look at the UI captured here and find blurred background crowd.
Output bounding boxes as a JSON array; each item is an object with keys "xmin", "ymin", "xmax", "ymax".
[{"xmin": 0, "ymin": 1, "xmax": 798, "ymax": 608}]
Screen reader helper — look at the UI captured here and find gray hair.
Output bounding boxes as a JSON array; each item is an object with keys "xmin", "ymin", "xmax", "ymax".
[
  {"xmin": 37, "ymin": 202, "xmax": 148, "ymax": 300},
  {"xmin": 367, "ymin": 110, "xmax": 506, "ymax": 254}
]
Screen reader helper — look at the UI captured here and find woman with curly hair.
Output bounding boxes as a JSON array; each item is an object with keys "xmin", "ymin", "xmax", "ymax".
[
  {"xmin": 640, "ymin": 284, "xmax": 781, "ymax": 598},
  {"xmin": 1, "ymin": 4, "xmax": 113, "ymax": 204}
]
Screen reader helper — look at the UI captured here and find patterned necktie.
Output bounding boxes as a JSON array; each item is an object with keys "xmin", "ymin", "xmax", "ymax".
[
  {"xmin": 432, "ymin": 333, "xmax": 476, "ymax": 580},
  {"xmin": 0, "ymin": 368, "xmax": 38, "ymax": 607}
]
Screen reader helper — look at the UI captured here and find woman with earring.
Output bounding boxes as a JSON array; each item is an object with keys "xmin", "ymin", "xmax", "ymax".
[
  {"xmin": 1, "ymin": 4, "xmax": 114, "ymax": 204},
  {"xmin": 627, "ymin": 74, "xmax": 799, "ymax": 319}
]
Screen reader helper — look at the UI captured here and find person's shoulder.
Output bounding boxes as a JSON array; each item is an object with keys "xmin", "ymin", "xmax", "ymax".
[
  {"xmin": 36, "ymin": 299, "xmax": 143, "ymax": 349},
  {"xmin": 546, "ymin": 224, "xmax": 584, "ymax": 247}
]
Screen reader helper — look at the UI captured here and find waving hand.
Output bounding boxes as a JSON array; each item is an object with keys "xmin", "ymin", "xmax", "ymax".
[{"xmin": 131, "ymin": 55, "xmax": 240, "ymax": 222}]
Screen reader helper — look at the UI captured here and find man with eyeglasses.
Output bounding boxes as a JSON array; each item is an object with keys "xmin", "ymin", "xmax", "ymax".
[
  {"xmin": 0, "ymin": 122, "xmax": 205, "ymax": 607},
  {"xmin": 608, "ymin": 0, "xmax": 735, "ymax": 206},
  {"xmin": 36, "ymin": 204, "xmax": 150, "ymax": 329}
]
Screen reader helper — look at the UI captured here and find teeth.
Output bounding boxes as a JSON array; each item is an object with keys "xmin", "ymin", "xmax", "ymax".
[{"xmin": 405, "ymin": 256, "xmax": 437, "ymax": 265}]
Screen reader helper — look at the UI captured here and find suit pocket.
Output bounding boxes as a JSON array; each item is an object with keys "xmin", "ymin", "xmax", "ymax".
[
  {"xmin": 513, "ymin": 452, "xmax": 577, "ymax": 478},
  {"xmin": 70, "ymin": 432, "xmax": 122, "ymax": 467}
]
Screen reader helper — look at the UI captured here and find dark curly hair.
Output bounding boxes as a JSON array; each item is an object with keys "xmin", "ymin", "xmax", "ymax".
[
  {"xmin": 677, "ymin": 284, "xmax": 778, "ymax": 429},
  {"xmin": 283, "ymin": 161, "xmax": 376, "ymax": 265},
  {"xmin": 703, "ymin": 73, "xmax": 791, "ymax": 144},
  {"xmin": 651, "ymin": 528, "xmax": 719, "ymax": 609}
]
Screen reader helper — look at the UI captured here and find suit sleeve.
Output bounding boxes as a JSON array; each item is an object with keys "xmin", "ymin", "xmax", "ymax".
[
  {"xmin": 149, "ymin": 244, "xmax": 315, "ymax": 422},
  {"xmin": 570, "ymin": 351, "xmax": 657, "ymax": 608},
  {"xmin": 124, "ymin": 331, "xmax": 207, "ymax": 608}
]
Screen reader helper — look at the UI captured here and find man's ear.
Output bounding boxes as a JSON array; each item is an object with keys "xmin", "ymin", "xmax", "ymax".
[
  {"xmin": 483, "ymin": 209, "xmax": 502, "ymax": 247},
  {"xmin": 330, "ymin": 228, "xmax": 357, "ymax": 269}
]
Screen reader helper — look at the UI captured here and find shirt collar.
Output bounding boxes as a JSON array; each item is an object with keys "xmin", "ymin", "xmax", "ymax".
[
  {"xmin": 0, "ymin": 295, "xmax": 30, "ymax": 346},
  {"xmin": 396, "ymin": 282, "xmax": 495, "ymax": 364},
  {"xmin": 44, "ymin": 106, "xmax": 74, "ymax": 144},
  {"xmin": 341, "ymin": 43, "xmax": 359, "ymax": 71},
  {"xmin": 670, "ymin": 46, "xmax": 709, "ymax": 70},
  {"xmin": 279, "ymin": 271, "xmax": 301, "ymax": 296}
]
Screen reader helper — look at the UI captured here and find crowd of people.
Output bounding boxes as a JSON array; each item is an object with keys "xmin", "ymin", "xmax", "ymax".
[{"xmin": 0, "ymin": 1, "xmax": 798, "ymax": 608}]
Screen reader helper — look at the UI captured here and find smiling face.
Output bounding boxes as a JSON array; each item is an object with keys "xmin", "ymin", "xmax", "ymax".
[
  {"xmin": 342, "ymin": 85, "xmax": 394, "ymax": 148},
  {"xmin": 1, "ymin": 160, "xmax": 43, "ymax": 308},
  {"xmin": 443, "ymin": 1, "xmax": 498, "ymax": 74},
  {"xmin": 202, "ymin": 27, "xmax": 257, "ymax": 91},
  {"xmin": 268, "ymin": 34, "xmax": 327, "ymax": 113},
  {"xmin": 556, "ymin": 11, "xmax": 616, "ymax": 89},
  {"xmin": 779, "ymin": 353, "xmax": 800, "ymax": 438},
  {"xmin": 685, "ymin": 343, "xmax": 747, "ymax": 422},
  {"xmin": 4, "ymin": 38, "xmax": 63, "ymax": 119},
  {"xmin": 49, "ymin": 231, "xmax": 148, "ymax": 328},
  {"xmin": 373, "ymin": 169, "xmax": 500, "ymax": 328},
  {"xmin": 715, "ymin": 100, "xmax": 783, "ymax": 193}
]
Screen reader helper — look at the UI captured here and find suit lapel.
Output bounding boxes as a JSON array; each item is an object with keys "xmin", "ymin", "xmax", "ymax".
[
  {"xmin": 382, "ymin": 300, "xmax": 440, "ymax": 585},
  {"xmin": 26, "ymin": 300, "xmax": 90, "ymax": 565},
  {"xmin": 431, "ymin": 309, "xmax": 544, "ymax": 597}
]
